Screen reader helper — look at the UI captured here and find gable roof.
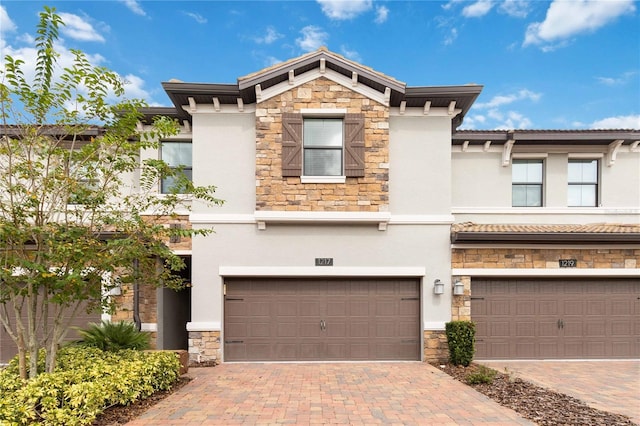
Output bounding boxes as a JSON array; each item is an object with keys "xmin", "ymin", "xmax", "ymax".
[{"xmin": 149, "ymin": 48, "xmax": 483, "ymax": 128}]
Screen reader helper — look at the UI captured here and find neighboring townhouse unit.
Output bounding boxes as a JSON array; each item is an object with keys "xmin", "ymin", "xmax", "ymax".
[{"xmin": 131, "ymin": 48, "xmax": 637, "ymax": 363}]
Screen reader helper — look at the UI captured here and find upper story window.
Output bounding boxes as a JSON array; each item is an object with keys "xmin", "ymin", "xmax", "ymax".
[
  {"xmin": 281, "ymin": 112, "xmax": 365, "ymax": 179},
  {"xmin": 568, "ymin": 159, "xmax": 598, "ymax": 207},
  {"xmin": 161, "ymin": 141, "xmax": 192, "ymax": 194},
  {"xmin": 303, "ymin": 118, "xmax": 343, "ymax": 176},
  {"xmin": 512, "ymin": 159, "xmax": 543, "ymax": 207}
]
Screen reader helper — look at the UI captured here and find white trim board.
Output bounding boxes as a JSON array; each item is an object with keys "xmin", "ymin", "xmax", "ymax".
[
  {"xmin": 186, "ymin": 321, "xmax": 221, "ymax": 332},
  {"xmin": 219, "ymin": 266, "xmax": 426, "ymax": 277}
]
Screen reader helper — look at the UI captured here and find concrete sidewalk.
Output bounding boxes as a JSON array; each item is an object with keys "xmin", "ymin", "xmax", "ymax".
[
  {"xmin": 127, "ymin": 363, "xmax": 533, "ymax": 425},
  {"xmin": 480, "ymin": 360, "xmax": 640, "ymax": 425}
]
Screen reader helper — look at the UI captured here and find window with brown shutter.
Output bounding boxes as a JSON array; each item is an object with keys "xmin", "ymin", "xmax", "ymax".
[{"xmin": 281, "ymin": 112, "xmax": 365, "ymax": 178}]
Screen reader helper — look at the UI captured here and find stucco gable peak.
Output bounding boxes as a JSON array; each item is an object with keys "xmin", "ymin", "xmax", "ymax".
[{"xmin": 237, "ymin": 47, "xmax": 406, "ymax": 95}]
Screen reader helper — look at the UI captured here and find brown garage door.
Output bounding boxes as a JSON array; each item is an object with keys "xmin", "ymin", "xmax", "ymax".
[
  {"xmin": 472, "ymin": 278, "xmax": 639, "ymax": 359},
  {"xmin": 224, "ymin": 278, "xmax": 420, "ymax": 361}
]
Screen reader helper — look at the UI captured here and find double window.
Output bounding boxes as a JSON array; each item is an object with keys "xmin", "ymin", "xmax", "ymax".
[
  {"xmin": 161, "ymin": 141, "xmax": 192, "ymax": 194},
  {"xmin": 568, "ymin": 159, "xmax": 598, "ymax": 207},
  {"xmin": 281, "ymin": 113, "xmax": 365, "ymax": 178},
  {"xmin": 512, "ymin": 159, "xmax": 543, "ymax": 207}
]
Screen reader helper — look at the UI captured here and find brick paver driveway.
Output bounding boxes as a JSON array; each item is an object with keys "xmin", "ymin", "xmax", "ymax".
[
  {"xmin": 128, "ymin": 363, "xmax": 533, "ymax": 425},
  {"xmin": 480, "ymin": 360, "xmax": 640, "ymax": 425}
]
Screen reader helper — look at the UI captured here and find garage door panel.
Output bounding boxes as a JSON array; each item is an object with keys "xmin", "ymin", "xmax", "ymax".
[
  {"xmin": 539, "ymin": 321, "xmax": 558, "ymax": 337},
  {"xmin": 473, "ymin": 278, "xmax": 639, "ymax": 359},
  {"xmin": 539, "ymin": 300, "xmax": 558, "ymax": 315},
  {"xmin": 489, "ymin": 322, "xmax": 510, "ymax": 337},
  {"xmin": 516, "ymin": 300, "xmax": 535, "ymax": 315},
  {"xmin": 224, "ymin": 278, "xmax": 420, "ymax": 361},
  {"xmin": 515, "ymin": 321, "xmax": 535, "ymax": 337},
  {"xmin": 488, "ymin": 300, "xmax": 510, "ymax": 315}
]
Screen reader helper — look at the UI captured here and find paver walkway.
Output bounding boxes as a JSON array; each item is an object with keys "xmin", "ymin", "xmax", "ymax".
[
  {"xmin": 128, "ymin": 362, "xmax": 533, "ymax": 425},
  {"xmin": 480, "ymin": 360, "xmax": 640, "ymax": 425}
]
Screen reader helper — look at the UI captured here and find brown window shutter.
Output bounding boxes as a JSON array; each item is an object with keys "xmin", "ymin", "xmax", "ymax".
[
  {"xmin": 281, "ymin": 113, "xmax": 303, "ymax": 177},
  {"xmin": 344, "ymin": 113, "xmax": 365, "ymax": 177}
]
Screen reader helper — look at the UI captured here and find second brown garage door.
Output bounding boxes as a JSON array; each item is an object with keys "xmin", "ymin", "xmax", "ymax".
[
  {"xmin": 224, "ymin": 278, "xmax": 420, "ymax": 361},
  {"xmin": 472, "ymin": 278, "xmax": 639, "ymax": 359}
]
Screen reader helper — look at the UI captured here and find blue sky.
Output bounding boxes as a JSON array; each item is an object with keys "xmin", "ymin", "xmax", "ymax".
[{"xmin": 1, "ymin": 0, "xmax": 639, "ymax": 130}]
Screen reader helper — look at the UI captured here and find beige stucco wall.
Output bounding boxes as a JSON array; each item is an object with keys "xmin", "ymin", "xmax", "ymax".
[{"xmin": 452, "ymin": 149, "xmax": 640, "ymax": 223}]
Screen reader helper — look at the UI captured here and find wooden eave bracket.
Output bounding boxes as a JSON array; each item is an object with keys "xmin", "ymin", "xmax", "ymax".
[
  {"xmin": 352, "ymin": 72, "xmax": 358, "ymax": 87},
  {"xmin": 319, "ymin": 58, "xmax": 326, "ymax": 74},
  {"xmin": 212, "ymin": 97, "xmax": 221, "ymax": 112},
  {"xmin": 502, "ymin": 139, "xmax": 515, "ymax": 166},
  {"xmin": 461, "ymin": 140, "xmax": 469, "ymax": 152},
  {"xmin": 288, "ymin": 70, "xmax": 295, "ymax": 85},
  {"xmin": 384, "ymin": 87, "xmax": 391, "ymax": 105},
  {"xmin": 630, "ymin": 141, "xmax": 640, "ymax": 152},
  {"xmin": 399, "ymin": 101, "xmax": 406, "ymax": 115},
  {"xmin": 182, "ymin": 120, "xmax": 191, "ymax": 133},
  {"xmin": 255, "ymin": 84, "xmax": 262, "ymax": 102},
  {"xmin": 423, "ymin": 101, "xmax": 431, "ymax": 115},
  {"xmin": 483, "ymin": 140, "xmax": 492, "ymax": 151},
  {"xmin": 607, "ymin": 139, "xmax": 624, "ymax": 167},
  {"xmin": 448, "ymin": 101, "xmax": 456, "ymax": 115},
  {"xmin": 237, "ymin": 98, "xmax": 244, "ymax": 112},
  {"xmin": 188, "ymin": 97, "xmax": 197, "ymax": 113}
]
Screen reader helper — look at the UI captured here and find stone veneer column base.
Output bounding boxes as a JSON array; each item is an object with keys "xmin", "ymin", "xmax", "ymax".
[
  {"xmin": 423, "ymin": 330, "xmax": 448, "ymax": 363},
  {"xmin": 188, "ymin": 330, "xmax": 220, "ymax": 364}
]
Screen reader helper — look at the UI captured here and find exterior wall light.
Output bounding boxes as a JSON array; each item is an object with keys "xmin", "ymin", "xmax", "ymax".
[
  {"xmin": 433, "ymin": 279, "xmax": 445, "ymax": 295},
  {"xmin": 453, "ymin": 280, "xmax": 465, "ymax": 296}
]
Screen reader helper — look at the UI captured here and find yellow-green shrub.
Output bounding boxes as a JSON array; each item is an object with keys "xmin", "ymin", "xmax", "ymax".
[{"xmin": 0, "ymin": 346, "xmax": 180, "ymax": 425}]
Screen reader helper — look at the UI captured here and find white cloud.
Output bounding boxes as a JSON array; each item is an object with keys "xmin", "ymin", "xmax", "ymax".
[
  {"xmin": 296, "ymin": 26, "xmax": 328, "ymax": 52},
  {"xmin": 375, "ymin": 6, "xmax": 389, "ymax": 24},
  {"xmin": 120, "ymin": 74, "xmax": 152, "ymax": 100},
  {"xmin": 462, "ymin": 0, "xmax": 494, "ymax": 18},
  {"xmin": 442, "ymin": 0, "xmax": 464, "ymax": 11},
  {"xmin": 590, "ymin": 115, "xmax": 640, "ymax": 129},
  {"xmin": 254, "ymin": 26, "xmax": 283, "ymax": 44},
  {"xmin": 1, "ymin": 5, "xmax": 16, "ymax": 33},
  {"xmin": 317, "ymin": 0, "xmax": 372, "ymax": 20},
  {"xmin": 340, "ymin": 46, "xmax": 362, "ymax": 62},
  {"xmin": 58, "ymin": 13, "xmax": 106, "ymax": 43},
  {"xmin": 474, "ymin": 89, "xmax": 541, "ymax": 109},
  {"xmin": 119, "ymin": 0, "xmax": 146, "ymax": 16},
  {"xmin": 444, "ymin": 27, "xmax": 458, "ymax": 46},
  {"xmin": 499, "ymin": 0, "xmax": 530, "ymax": 18},
  {"xmin": 524, "ymin": 0, "xmax": 636, "ymax": 48},
  {"xmin": 596, "ymin": 71, "xmax": 637, "ymax": 86},
  {"xmin": 489, "ymin": 110, "xmax": 533, "ymax": 129},
  {"xmin": 183, "ymin": 12, "xmax": 207, "ymax": 24}
]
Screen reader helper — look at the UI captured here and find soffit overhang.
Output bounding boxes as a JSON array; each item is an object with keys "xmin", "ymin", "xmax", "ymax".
[
  {"xmin": 453, "ymin": 129, "xmax": 640, "ymax": 146},
  {"xmin": 451, "ymin": 223, "xmax": 640, "ymax": 245},
  {"xmin": 150, "ymin": 48, "xmax": 483, "ymax": 128}
]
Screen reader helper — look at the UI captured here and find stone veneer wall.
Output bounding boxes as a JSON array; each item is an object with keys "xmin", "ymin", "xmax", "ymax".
[
  {"xmin": 255, "ymin": 77, "xmax": 389, "ymax": 212},
  {"xmin": 452, "ymin": 248, "xmax": 639, "ymax": 269},
  {"xmin": 188, "ymin": 330, "xmax": 220, "ymax": 364}
]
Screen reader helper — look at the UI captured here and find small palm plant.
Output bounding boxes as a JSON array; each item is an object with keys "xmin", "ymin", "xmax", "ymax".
[{"xmin": 75, "ymin": 320, "xmax": 150, "ymax": 351}]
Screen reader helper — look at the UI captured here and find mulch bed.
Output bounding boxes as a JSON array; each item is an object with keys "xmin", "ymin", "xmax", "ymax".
[{"xmin": 437, "ymin": 363, "xmax": 637, "ymax": 426}]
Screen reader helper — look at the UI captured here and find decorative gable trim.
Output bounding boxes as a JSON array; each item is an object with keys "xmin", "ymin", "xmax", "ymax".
[{"xmin": 259, "ymin": 68, "xmax": 391, "ymax": 106}]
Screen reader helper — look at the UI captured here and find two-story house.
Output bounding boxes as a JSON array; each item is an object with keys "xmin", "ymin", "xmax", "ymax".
[{"xmin": 128, "ymin": 48, "xmax": 639, "ymax": 364}]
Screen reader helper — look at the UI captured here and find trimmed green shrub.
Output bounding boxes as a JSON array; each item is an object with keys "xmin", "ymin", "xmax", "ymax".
[
  {"xmin": 465, "ymin": 365, "xmax": 497, "ymax": 384},
  {"xmin": 74, "ymin": 320, "xmax": 150, "ymax": 351},
  {"xmin": 0, "ymin": 346, "xmax": 180, "ymax": 425},
  {"xmin": 445, "ymin": 320, "xmax": 476, "ymax": 366}
]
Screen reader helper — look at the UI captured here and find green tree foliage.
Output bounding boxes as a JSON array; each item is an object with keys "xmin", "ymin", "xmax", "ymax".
[
  {"xmin": 74, "ymin": 321, "xmax": 150, "ymax": 351},
  {"xmin": 0, "ymin": 7, "xmax": 222, "ymax": 379}
]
